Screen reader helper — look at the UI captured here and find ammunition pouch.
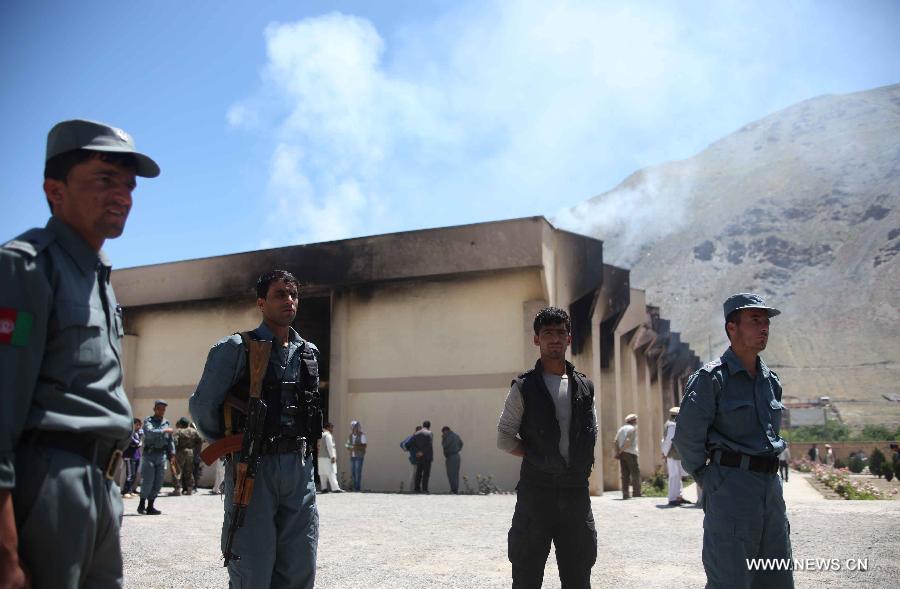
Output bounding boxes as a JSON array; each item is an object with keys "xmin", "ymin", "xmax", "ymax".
[{"xmin": 225, "ymin": 335, "xmax": 323, "ymax": 441}]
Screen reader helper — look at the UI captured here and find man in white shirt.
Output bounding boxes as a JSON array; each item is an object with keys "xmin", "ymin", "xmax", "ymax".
[
  {"xmin": 318, "ymin": 422, "xmax": 342, "ymax": 493},
  {"xmin": 661, "ymin": 407, "xmax": 690, "ymax": 506},
  {"xmin": 615, "ymin": 414, "xmax": 641, "ymax": 499}
]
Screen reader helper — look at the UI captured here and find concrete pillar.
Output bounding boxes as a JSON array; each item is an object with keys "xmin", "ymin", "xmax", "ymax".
[{"xmin": 329, "ymin": 289, "xmax": 350, "ymax": 451}]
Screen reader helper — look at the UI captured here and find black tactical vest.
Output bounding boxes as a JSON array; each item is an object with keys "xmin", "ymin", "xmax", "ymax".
[
  {"xmin": 228, "ymin": 332, "xmax": 322, "ymax": 441},
  {"xmin": 514, "ymin": 360, "xmax": 596, "ymax": 487}
]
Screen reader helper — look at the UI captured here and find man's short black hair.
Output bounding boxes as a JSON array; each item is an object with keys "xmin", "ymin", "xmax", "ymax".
[
  {"xmin": 725, "ymin": 309, "xmax": 743, "ymax": 341},
  {"xmin": 533, "ymin": 306, "xmax": 571, "ymax": 335},
  {"xmin": 43, "ymin": 149, "xmax": 139, "ymax": 212},
  {"xmin": 441, "ymin": 426, "xmax": 450, "ymax": 432},
  {"xmin": 256, "ymin": 269, "xmax": 300, "ymax": 299},
  {"xmin": 423, "ymin": 420, "xmax": 431, "ymax": 429}
]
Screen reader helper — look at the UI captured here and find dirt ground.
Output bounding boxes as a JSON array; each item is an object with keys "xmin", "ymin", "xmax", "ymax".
[{"xmin": 121, "ymin": 474, "xmax": 899, "ymax": 588}]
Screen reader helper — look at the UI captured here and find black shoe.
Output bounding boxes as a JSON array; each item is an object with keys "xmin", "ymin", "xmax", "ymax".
[
  {"xmin": 137, "ymin": 499, "xmax": 146, "ymax": 514},
  {"xmin": 678, "ymin": 498, "xmax": 693, "ymax": 505},
  {"xmin": 146, "ymin": 507, "xmax": 162, "ymax": 515}
]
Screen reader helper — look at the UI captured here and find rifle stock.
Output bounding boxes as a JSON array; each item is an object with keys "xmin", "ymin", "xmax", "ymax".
[{"xmin": 200, "ymin": 434, "xmax": 243, "ymax": 465}]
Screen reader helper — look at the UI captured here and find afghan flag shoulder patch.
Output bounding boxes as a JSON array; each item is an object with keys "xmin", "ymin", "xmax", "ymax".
[{"xmin": 0, "ymin": 308, "xmax": 33, "ymax": 346}]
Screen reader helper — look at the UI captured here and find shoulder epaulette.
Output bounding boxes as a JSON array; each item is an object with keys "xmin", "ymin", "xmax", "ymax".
[
  {"xmin": 699, "ymin": 359, "xmax": 723, "ymax": 374},
  {"xmin": 2, "ymin": 228, "xmax": 54, "ymax": 259}
]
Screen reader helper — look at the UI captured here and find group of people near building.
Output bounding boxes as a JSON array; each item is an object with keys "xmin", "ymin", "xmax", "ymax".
[
  {"xmin": 398, "ymin": 421, "xmax": 465, "ymax": 494},
  {"xmin": 2, "ymin": 118, "xmax": 795, "ymax": 589},
  {"xmin": 119, "ymin": 400, "xmax": 210, "ymax": 514}
]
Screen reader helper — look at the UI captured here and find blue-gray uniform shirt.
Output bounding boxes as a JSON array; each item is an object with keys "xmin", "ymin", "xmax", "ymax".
[
  {"xmin": 674, "ymin": 347, "xmax": 786, "ymax": 482},
  {"xmin": 0, "ymin": 217, "xmax": 132, "ymax": 489},
  {"xmin": 189, "ymin": 322, "xmax": 317, "ymax": 442},
  {"xmin": 142, "ymin": 415, "xmax": 175, "ymax": 454}
]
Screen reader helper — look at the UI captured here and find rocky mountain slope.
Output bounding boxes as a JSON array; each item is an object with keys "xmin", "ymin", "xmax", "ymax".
[{"xmin": 559, "ymin": 84, "xmax": 900, "ymax": 427}]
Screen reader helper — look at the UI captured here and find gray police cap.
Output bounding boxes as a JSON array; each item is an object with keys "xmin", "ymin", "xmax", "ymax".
[
  {"xmin": 46, "ymin": 119, "xmax": 160, "ymax": 178},
  {"xmin": 723, "ymin": 293, "xmax": 780, "ymax": 320},
  {"xmin": 153, "ymin": 399, "xmax": 168, "ymax": 407}
]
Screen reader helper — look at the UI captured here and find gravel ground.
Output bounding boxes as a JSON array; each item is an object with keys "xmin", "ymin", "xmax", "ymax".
[{"xmin": 122, "ymin": 474, "xmax": 899, "ymax": 588}]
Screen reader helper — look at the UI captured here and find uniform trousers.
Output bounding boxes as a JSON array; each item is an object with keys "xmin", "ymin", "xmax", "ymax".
[
  {"xmin": 13, "ymin": 445, "xmax": 124, "ymax": 588},
  {"xmin": 139, "ymin": 449, "xmax": 166, "ymax": 500},
  {"xmin": 223, "ymin": 452, "xmax": 318, "ymax": 589},
  {"xmin": 618, "ymin": 452, "xmax": 641, "ymax": 498},
  {"xmin": 173, "ymin": 449, "xmax": 195, "ymax": 493},
  {"xmin": 701, "ymin": 460, "xmax": 793, "ymax": 589},
  {"xmin": 445, "ymin": 453, "xmax": 461, "ymax": 493},
  {"xmin": 508, "ymin": 482, "xmax": 597, "ymax": 589},
  {"xmin": 666, "ymin": 457, "xmax": 684, "ymax": 502}
]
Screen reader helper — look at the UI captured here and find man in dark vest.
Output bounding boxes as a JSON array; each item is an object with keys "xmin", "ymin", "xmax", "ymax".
[
  {"xmin": 189, "ymin": 270, "xmax": 322, "ymax": 588},
  {"xmin": 497, "ymin": 306, "xmax": 598, "ymax": 588}
]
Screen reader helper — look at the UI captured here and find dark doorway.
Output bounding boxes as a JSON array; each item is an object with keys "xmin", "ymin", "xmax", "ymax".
[{"xmin": 294, "ymin": 296, "xmax": 331, "ymax": 424}]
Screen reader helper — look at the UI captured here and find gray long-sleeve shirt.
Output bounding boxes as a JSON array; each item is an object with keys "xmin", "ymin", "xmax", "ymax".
[
  {"xmin": 673, "ymin": 347, "xmax": 786, "ymax": 482},
  {"xmin": 0, "ymin": 218, "xmax": 132, "ymax": 489}
]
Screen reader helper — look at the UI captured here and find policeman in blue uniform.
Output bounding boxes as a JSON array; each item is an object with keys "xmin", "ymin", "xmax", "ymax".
[
  {"xmin": 0, "ymin": 119, "xmax": 159, "ymax": 588},
  {"xmin": 674, "ymin": 293, "xmax": 793, "ymax": 589},
  {"xmin": 189, "ymin": 269, "xmax": 322, "ymax": 589},
  {"xmin": 138, "ymin": 399, "xmax": 175, "ymax": 514}
]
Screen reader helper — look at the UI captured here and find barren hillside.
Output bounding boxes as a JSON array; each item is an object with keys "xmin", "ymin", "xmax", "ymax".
[{"xmin": 559, "ymin": 84, "xmax": 900, "ymax": 427}]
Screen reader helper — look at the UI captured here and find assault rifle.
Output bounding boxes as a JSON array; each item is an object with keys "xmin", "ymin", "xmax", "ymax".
[{"xmin": 221, "ymin": 336, "xmax": 272, "ymax": 567}]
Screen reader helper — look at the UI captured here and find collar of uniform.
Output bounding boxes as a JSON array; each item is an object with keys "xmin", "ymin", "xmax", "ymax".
[
  {"xmin": 723, "ymin": 347, "xmax": 768, "ymax": 378},
  {"xmin": 45, "ymin": 216, "xmax": 111, "ymax": 275},
  {"xmin": 253, "ymin": 321, "xmax": 301, "ymax": 345}
]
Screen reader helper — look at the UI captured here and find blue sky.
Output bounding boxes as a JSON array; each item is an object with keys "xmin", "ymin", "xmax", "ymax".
[{"xmin": 2, "ymin": 0, "xmax": 899, "ymax": 268}]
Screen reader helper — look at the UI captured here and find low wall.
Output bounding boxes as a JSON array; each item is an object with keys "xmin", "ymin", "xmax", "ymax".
[{"xmin": 788, "ymin": 441, "xmax": 897, "ymax": 464}]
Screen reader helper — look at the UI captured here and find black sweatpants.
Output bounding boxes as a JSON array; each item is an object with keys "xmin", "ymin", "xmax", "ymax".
[
  {"xmin": 414, "ymin": 459, "xmax": 432, "ymax": 492},
  {"xmin": 508, "ymin": 482, "xmax": 597, "ymax": 588}
]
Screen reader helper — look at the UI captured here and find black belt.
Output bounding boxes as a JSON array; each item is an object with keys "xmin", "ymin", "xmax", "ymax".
[
  {"xmin": 713, "ymin": 449, "xmax": 779, "ymax": 474},
  {"xmin": 260, "ymin": 436, "xmax": 308, "ymax": 455},
  {"xmin": 22, "ymin": 430, "xmax": 123, "ymax": 480}
]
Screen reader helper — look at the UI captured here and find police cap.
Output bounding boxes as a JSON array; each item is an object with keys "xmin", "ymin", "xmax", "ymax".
[
  {"xmin": 723, "ymin": 293, "xmax": 780, "ymax": 320},
  {"xmin": 47, "ymin": 119, "xmax": 160, "ymax": 178}
]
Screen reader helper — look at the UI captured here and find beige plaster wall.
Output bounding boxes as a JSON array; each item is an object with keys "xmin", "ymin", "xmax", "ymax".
[
  {"xmin": 125, "ymin": 300, "xmax": 259, "ymax": 421},
  {"xmin": 329, "ymin": 271, "xmax": 546, "ymax": 492}
]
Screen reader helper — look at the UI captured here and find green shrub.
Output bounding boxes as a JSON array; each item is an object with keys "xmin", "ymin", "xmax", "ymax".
[
  {"xmin": 870, "ymin": 448, "xmax": 886, "ymax": 478},
  {"xmin": 785, "ymin": 423, "xmax": 852, "ymax": 442},
  {"xmin": 885, "ymin": 467, "xmax": 894, "ymax": 482},
  {"xmin": 833, "ymin": 458, "xmax": 846, "ymax": 469},
  {"xmin": 858, "ymin": 424, "xmax": 895, "ymax": 441},
  {"xmin": 848, "ymin": 454, "xmax": 864, "ymax": 474},
  {"xmin": 894, "ymin": 460, "xmax": 900, "ymax": 481}
]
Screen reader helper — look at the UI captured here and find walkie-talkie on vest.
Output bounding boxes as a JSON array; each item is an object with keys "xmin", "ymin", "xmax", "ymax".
[{"xmin": 222, "ymin": 335, "xmax": 271, "ymax": 567}]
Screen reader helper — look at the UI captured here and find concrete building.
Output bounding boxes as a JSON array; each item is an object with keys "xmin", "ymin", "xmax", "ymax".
[{"xmin": 113, "ymin": 217, "xmax": 697, "ymax": 495}]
